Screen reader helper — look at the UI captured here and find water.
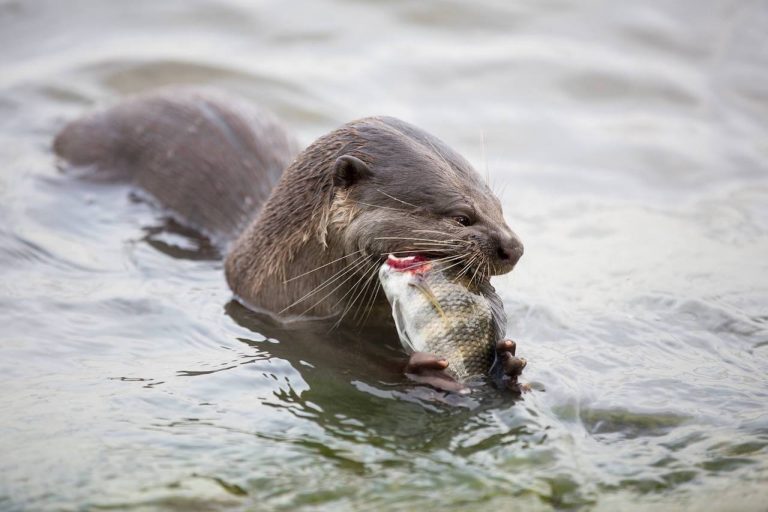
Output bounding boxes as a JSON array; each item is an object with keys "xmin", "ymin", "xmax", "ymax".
[{"xmin": 1, "ymin": 0, "xmax": 768, "ymax": 510}]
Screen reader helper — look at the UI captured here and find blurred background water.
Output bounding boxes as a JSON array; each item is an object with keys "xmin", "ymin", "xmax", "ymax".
[{"xmin": 1, "ymin": 0, "xmax": 767, "ymax": 510}]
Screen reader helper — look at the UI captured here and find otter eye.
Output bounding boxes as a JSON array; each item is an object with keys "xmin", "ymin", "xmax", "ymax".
[{"xmin": 453, "ymin": 215, "xmax": 472, "ymax": 227}]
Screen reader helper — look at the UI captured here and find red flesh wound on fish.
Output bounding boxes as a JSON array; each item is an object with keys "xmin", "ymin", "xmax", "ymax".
[{"xmin": 386, "ymin": 254, "xmax": 431, "ymax": 273}]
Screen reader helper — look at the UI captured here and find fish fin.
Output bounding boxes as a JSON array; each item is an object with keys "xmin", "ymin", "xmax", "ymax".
[
  {"xmin": 391, "ymin": 298, "xmax": 416, "ymax": 353},
  {"xmin": 408, "ymin": 277, "xmax": 447, "ymax": 323}
]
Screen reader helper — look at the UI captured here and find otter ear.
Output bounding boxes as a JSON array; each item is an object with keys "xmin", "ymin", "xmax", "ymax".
[{"xmin": 333, "ymin": 155, "xmax": 372, "ymax": 188}]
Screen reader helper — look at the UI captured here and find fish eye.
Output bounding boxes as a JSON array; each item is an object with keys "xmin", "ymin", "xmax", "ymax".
[{"xmin": 453, "ymin": 215, "xmax": 472, "ymax": 227}]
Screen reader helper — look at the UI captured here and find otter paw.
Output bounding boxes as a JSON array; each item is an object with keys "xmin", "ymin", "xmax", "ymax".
[
  {"xmin": 496, "ymin": 339, "xmax": 528, "ymax": 391},
  {"xmin": 404, "ymin": 352, "xmax": 465, "ymax": 393},
  {"xmin": 405, "ymin": 351, "xmax": 448, "ymax": 373}
]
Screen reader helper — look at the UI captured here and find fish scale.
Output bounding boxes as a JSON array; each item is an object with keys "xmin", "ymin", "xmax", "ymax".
[{"xmin": 380, "ymin": 257, "xmax": 498, "ymax": 383}]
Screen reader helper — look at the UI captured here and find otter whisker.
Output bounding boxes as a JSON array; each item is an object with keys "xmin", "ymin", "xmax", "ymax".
[
  {"xmin": 375, "ymin": 189, "xmax": 419, "ymax": 209},
  {"xmin": 469, "ymin": 252, "xmax": 490, "ymax": 285},
  {"xmin": 456, "ymin": 252, "xmax": 474, "ymax": 274},
  {"xmin": 481, "ymin": 129, "xmax": 489, "ymax": 187},
  {"xmin": 375, "ymin": 237, "xmax": 461, "ymax": 245},
  {"xmin": 283, "ymin": 257, "xmax": 368, "ymax": 315},
  {"xmin": 413, "ymin": 229, "xmax": 471, "ymax": 242},
  {"xmin": 463, "ymin": 254, "xmax": 478, "ymax": 278},
  {"xmin": 284, "ymin": 249, "xmax": 364, "ymax": 283},
  {"xmin": 348, "ymin": 252, "xmax": 468, "ymax": 327},
  {"xmin": 492, "ymin": 180, "xmax": 508, "ymax": 202},
  {"xmin": 349, "ymin": 201, "xmax": 409, "ymax": 212},
  {"xmin": 380, "ymin": 247, "xmax": 453, "ymax": 256},
  {"xmin": 423, "ymin": 254, "xmax": 467, "ymax": 267},
  {"xmin": 378, "ymin": 251, "xmax": 453, "ymax": 259},
  {"xmin": 429, "ymin": 253, "xmax": 466, "ymax": 262},
  {"xmin": 456, "ymin": 253, "xmax": 478, "ymax": 282},
  {"xmin": 429, "ymin": 253, "xmax": 469, "ymax": 270},
  {"xmin": 411, "ymin": 247, "xmax": 462, "ymax": 254},
  {"xmin": 456, "ymin": 260, "xmax": 473, "ymax": 281},
  {"xmin": 411, "ymin": 245, "xmax": 467, "ymax": 252},
  {"xmin": 295, "ymin": 255, "xmax": 374, "ymax": 317},
  {"xmin": 438, "ymin": 257, "xmax": 472, "ymax": 277},
  {"xmin": 280, "ymin": 252, "xmax": 369, "ymax": 314},
  {"xmin": 425, "ymin": 138, "xmax": 456, "ymax": 174},
  {"xmin": 470, "ymin": 264, "xmax": 481, "ymax": 287},
  {"xmin": 350, "ymin": 267, "xmax": 379, "ymax": 324},
  {"xmin": 396, "ymin": 254, "xmax": 465, "ymax": 272},
  {"xmin": 411, "ymin": 237, "xmax": 467, "ymax": 245},
  {"xmin": 333, "ymin": 257, "xmax": 380, "ymax": 328},
  {"xmin": 377, "ymin": 246, "xmax": 456, "ymax": 259},
  {"xmin": 393, "ymin": 253, "xmax": 467, "ymax": 275},
  {"xmin": 412, "ymin": 241, "xmax": 466, "ymax": 249},
  {"xmin": 350, "ymin": 259, "xmax": 386, "ymax": 325},
  {"xmin": 359, "ymin": 278, "xmax": 382, "ymax": 327}
]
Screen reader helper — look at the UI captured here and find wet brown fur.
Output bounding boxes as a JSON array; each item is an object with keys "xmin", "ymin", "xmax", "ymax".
[
  {"xmin": 53, "ymin": 89, "xmax": 523, "ymax": 325},
  {"xmin": 54, "ymin": 88, "xmax": 299, "ymax": 244}
]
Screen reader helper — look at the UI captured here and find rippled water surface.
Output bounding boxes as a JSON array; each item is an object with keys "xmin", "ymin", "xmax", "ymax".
[{"xmin": 2, "ymin": 0, "xmax": 768, "ymax": 510}]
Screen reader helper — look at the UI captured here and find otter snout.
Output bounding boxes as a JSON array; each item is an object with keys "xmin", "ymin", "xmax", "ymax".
[
  {"xmin": 491, "ymin": 232, "xmax": 524, "ymax": 274},
  {"xmin": 497, "ymin": 234, "xmax": 523, "ymax": 265}
]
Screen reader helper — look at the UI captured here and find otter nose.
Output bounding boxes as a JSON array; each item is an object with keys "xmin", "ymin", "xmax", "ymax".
[{"xmin": 496, "ymin": 235, "xmax": 524, "ymax": 267}]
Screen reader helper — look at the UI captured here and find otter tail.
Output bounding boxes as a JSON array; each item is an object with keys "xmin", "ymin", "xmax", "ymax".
[{"xmin": 53, "ymin": 88, "xmax": 300, "ymax": 244}]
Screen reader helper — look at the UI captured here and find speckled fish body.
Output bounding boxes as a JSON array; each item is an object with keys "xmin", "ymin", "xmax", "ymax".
[{"xmin": 379, "ymin": 255, "xmax": 501, "ymax": 383}]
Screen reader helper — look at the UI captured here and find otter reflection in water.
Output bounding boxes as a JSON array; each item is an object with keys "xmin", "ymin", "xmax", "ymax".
[{"xmin": 54, "ymin": 88, "xmax": 526, "ymax": 391}]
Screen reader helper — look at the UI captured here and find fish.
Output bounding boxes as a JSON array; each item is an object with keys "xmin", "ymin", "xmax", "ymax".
[{"xmin": 378, "ymin": 254, "xmax": 507, "ymax": 384}]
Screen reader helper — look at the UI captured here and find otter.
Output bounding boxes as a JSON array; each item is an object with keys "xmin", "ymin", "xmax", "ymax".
[{"xmin": 54, "ymin": 88, "xmax": 526, "ymax": 388}]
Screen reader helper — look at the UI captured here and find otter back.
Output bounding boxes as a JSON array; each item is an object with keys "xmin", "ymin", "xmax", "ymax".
[{"xmin": 53, "ymin": 88, "xmax": 300, "ymax": 244}]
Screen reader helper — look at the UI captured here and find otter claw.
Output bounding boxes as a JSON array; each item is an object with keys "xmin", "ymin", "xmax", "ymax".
[{"xmin": 496, "ymin": 338, "xmax": 517, "ymax": 356}]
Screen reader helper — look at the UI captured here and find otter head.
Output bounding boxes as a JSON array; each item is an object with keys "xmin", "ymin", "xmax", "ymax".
[{"xmin": 329, "ymin": 117, "xmax": 523, "ymax": 283}]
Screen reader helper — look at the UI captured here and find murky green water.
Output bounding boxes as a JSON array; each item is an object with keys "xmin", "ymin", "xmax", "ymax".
[{"xmin": 2, "ymin": 0, "xmax": 768, "ymax": 510}]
